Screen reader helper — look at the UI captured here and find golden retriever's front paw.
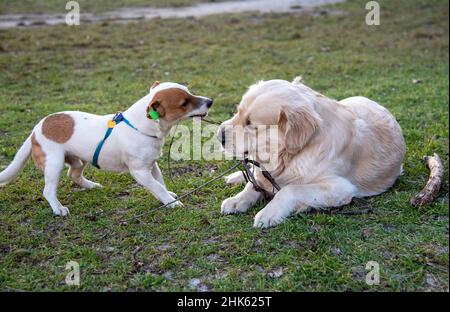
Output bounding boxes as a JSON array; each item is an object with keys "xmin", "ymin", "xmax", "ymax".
[
  {"xmin": 221, "ymin": 197, "xmax": 250, "ymax": 215},
  {"xmin": 224, "ymin": 171, "xmax": 245, "ymax": 185},
  {"xmin": 253, "ymin": 207, "xmax": 286, "ymax": 228}
]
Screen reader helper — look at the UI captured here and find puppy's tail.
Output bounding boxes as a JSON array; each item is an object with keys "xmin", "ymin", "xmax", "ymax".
[
  {"xmin": 292, "ymin": 76, "xmax": 304, "ymax": 85},
  {"xmin": 0, "ymin": 135, "xmax": 32, "ymax": 186}
]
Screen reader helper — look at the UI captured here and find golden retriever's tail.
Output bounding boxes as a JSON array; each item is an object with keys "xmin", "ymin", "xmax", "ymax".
[{"xmin": 0, "ymin": 135, "xmax": 32, "ymax": 186}]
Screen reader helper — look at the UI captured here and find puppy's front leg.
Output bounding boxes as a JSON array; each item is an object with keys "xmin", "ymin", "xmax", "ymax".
[
  {"xmin": 221, "ymin": 182, "xmax": 262, "ymax": 214},
  {"xmin": 130, "ymin": 169, "xmax": 183, "ymax": 208},
  {"xmin": 151, "ymin": 162, "xmax": 178, "ymax": 199},
  {"xmin": 151, "ymin": 162, "xmax": 165, "ymax": 186}
]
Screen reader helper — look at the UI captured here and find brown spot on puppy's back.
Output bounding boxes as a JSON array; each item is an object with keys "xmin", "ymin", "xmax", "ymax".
[
  {"xmin": 31, "ymin": 133, "xmax": 46, "ymax": 172},
  {"xmin": 42, "ymin": 113, "xmax": 74, "ymax": 143}
]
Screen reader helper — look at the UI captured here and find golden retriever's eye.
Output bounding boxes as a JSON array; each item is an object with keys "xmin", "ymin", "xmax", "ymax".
[{"xmin": 181, "ymin": 99, "xmax": 189, "ymax": 107}]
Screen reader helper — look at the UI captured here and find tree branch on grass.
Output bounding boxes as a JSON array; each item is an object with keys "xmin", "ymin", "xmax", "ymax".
[{"xmin": 410, "ymin": 153, "xmax": 444, "ymax": 207}]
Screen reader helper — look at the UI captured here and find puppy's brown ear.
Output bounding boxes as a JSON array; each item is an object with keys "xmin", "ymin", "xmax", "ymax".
[
  {"xmin": 149, "ymin": 81, "xmax": 160, "ymax": 92},
  {"xmin": 279, "ymin": 105, "xmax": 321, "ymax": 154},
  {"xmin": 148, "ymin": 99, "xmax": 165, "ymax": 118}
]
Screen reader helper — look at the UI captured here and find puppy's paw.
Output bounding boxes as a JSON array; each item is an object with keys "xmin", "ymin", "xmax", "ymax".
[
  {"xmin": 87, "ymin": 182, "xmax": 103, "ymax": 189},
  {"xmin": 253, "ymin": 207, "xmax": 286, "ymax": 228},
  {"xmin": 221, "ymin": 197, "xmax": 250, "ymax": 215},
  {"xmin": 54, "ymin": 206, "xmax": 70, "ymax": 217},
  {"xmin": 224, "ymin": 171, "xmax": 245, "ymax": 185},
  {"xmin": 78, "ymin": 181, "xmax": 102, "ymax": 190},
  {"xmin": 167, "ymin": 200, "xmax": 184, "ymax": 209},
  {"xmin": 60, "ymin": 206, "xmax": 70, "ymax": 216}
]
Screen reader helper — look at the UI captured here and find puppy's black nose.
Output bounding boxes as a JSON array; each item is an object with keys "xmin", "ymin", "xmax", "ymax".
[{"xmin": 206, "ymin": 98, "xmax": 213, "ymax": 108}]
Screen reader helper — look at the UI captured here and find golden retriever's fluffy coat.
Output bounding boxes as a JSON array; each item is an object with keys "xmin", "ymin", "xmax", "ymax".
[{"xmin": 219, "ymin": 77, "xmax": 405, "ymax": 228}]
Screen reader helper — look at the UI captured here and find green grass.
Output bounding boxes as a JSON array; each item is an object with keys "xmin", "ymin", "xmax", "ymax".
[
  {"xmin": 0, "ymin": 0, "xmax": 448, "ymax": 291},
  {"xmin": 0, "ymin": 0, "xmax": 211, "ymax": 14}
]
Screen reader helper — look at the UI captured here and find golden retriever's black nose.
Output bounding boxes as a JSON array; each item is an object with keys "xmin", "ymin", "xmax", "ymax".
[{"xmin": 206, "ymin": 98, "xmax": 213, "ymax": 108}]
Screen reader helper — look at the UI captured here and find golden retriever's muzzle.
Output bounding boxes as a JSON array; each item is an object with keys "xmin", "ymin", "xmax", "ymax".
[{"xmin": 217, "ymin": 123, "xmax": 250, "ymax": 157}]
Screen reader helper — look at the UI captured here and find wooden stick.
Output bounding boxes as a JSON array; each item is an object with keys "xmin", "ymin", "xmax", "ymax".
[{"xmin": 410, "ymin": 153, "xmax": 444, "ymax": 207}]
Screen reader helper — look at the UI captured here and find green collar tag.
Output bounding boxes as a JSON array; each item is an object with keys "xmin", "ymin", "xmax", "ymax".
[{"xmin": 148, "ymin": 109, "xmax": 159, "ymax": 121}]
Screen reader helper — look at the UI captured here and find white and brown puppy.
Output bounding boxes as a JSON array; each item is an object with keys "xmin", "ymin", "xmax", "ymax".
[
  {"xmin": 0, "ymin": 82, "xmax": 213, "ymax": 216},
  {"xmin": 218, "ymin": 77, "xmax": 405, "ymax": 228}
]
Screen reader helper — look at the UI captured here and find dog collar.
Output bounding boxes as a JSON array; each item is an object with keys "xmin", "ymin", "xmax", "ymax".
[{"xmin": 92, "ymin": 112, "xmax": 158, "ymax": 169}]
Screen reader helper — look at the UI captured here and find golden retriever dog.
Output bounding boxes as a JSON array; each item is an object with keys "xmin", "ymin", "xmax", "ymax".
[{"xmin": 218, "ymin": 77, "xmax": 405, "ymax": 228}]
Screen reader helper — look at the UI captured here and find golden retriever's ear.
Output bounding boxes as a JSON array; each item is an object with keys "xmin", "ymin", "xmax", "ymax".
[
  {"xmin": 279, "ymin": 105, "xmax": 321, "ymax": 154},
  {"xmin": 149, "ymin": 81, "xmax": 160, "ymax": 92}
]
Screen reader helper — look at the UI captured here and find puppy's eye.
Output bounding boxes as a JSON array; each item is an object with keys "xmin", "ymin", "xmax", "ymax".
[
  {"xmin": 245, "ymin": 117, "xmax": 251, "ymax": 126},
  {"xmin": 181, "ymin": 99, "xmax": 189, "ymax": 107}
]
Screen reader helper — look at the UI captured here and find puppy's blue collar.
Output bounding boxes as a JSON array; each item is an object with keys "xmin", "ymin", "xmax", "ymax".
[{"xmin": 92, "ymin": 112, "xmax": 157, "ymax": 169}]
